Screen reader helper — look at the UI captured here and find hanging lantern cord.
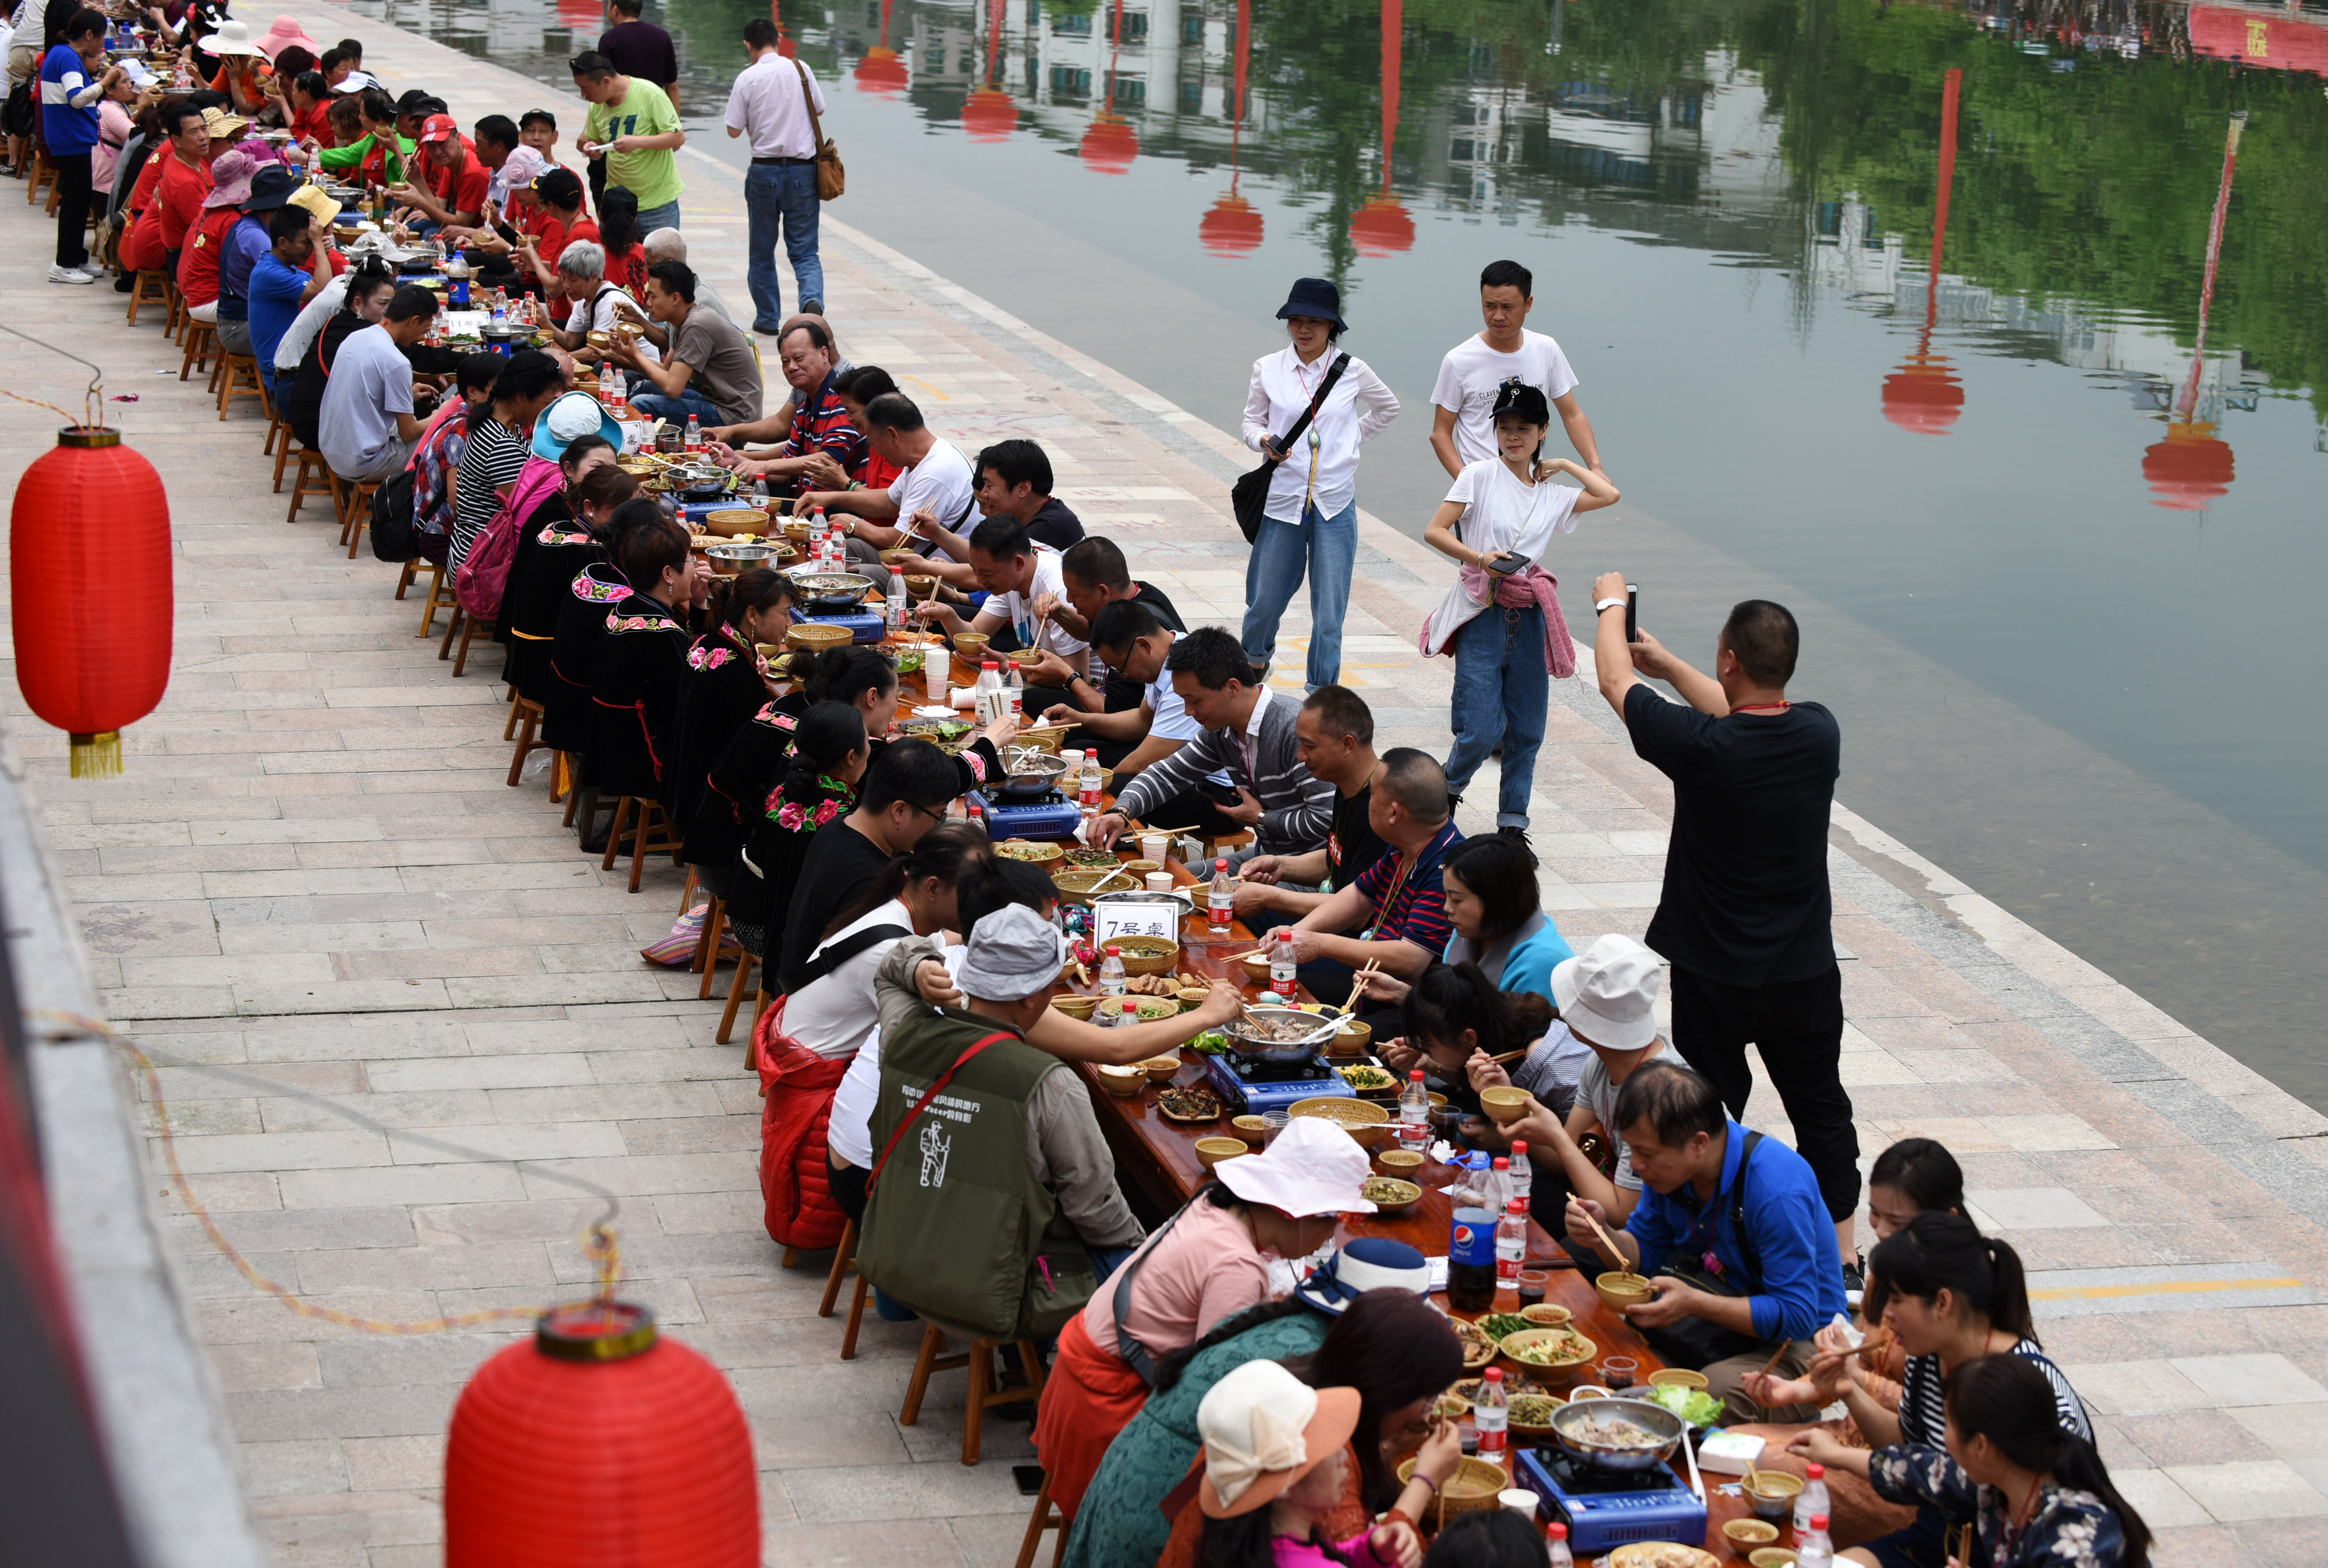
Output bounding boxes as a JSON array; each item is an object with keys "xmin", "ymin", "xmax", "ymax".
[{"xmin": 0, "ymin": 321, "xmax": 105, "ymax": 430}]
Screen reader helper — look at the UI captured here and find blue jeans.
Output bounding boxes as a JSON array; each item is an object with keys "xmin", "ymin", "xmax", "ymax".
[
  {"xmin": 629, "ymin": 387, "xmax": 724, "ymax": 427},
  {"xmin": 633, "ymin": 198, "xmax": 683, "ymax": 235},
  {"xmin": 1443, "ymin": 604, "xmax": 1549, "ymax": 827},
  {"xmin": 744, "ymin": 161, "xmax": 824, "ymax": 330},
  {"xmin": 1240, "ymin": 498, "xmax": 1357, "ymax": 693}
]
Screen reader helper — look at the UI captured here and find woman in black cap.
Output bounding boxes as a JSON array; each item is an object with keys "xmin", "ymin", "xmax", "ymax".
[{"xmin": 1238, "ymin": 276, "xmax": 1400, "ymax": 693}]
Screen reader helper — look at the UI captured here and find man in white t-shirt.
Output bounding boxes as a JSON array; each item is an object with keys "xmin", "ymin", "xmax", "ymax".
[
  {"xmin": 800, "ymin": 390, "xmax": 977, "ymax": 551},
  {"xmin": 1036, "ymin": 599, "xmax": 1200, "ymax": 775},
  {"xmin": 1429, "ymin": 258, "xmax": 1603, "ymax": 478},
  {"xmin": 914, "ymin": 516, "xmax": 1090, "ymax": 707}
]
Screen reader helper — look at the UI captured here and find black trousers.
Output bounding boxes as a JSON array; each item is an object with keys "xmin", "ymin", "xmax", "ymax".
[
  {"xmin": 1668, "ymin": 963, "xmax": 1859, "ymax": 1222},
  {"xmin": 53, "ymin": 148, "xmax": 91, "ymax": 269}
]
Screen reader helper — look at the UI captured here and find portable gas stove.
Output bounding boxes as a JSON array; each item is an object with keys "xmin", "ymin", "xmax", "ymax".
[
  {"xmin": 1514, "ymin": 1445, "xmax": 1708, "ymax": 1557},
  {"xmin": 1201, "ymin": 1051, "xmax": 1355, "ymax": 1116},
  {"xmin": 972, "ymin": 786, "xmax": 1084, "ymax": 840},
  {"xmin": 796, "ymin": 609, "xmax": 888, "ymax": 645}
]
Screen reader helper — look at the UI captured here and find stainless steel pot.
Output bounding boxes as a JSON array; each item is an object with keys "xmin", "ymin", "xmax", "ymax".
[
  {"xmin": 1546, "ymin": 1397, "xmax": 1685, "ymax": 1473},
  {"xmin": 1221, "ymin": 1005, "xmax": 1340, "ymax": 1065}
]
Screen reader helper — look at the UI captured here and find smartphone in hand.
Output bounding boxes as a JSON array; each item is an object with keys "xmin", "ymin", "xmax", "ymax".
[
  {"xmin": 1625, "ymin": 583, "xmax": 1639, "ymax": 644},
  {"xmin": 1487, "ymin": 551, "xmax": 1531, "ymax": 576}
]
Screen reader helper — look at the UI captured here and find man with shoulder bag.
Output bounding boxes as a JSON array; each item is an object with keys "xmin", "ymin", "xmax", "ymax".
[
  {"xmin": 1564, "ymin": 1060, "xmax": 1846, "ymax": 1423},
  {"xmin": 722, "ymin": 16, "xmax": 832, "ymax": 334}
]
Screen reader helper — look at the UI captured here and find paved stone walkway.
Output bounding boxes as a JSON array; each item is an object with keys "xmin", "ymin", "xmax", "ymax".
[{"xmin": 7, "ymin": 8, "xmax": 2328, "ymax": 1563}]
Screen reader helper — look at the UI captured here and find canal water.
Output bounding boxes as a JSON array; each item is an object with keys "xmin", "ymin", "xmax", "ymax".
[{"xmin": 354, "ymin": 0, "xmax": 2328, "ymax": 1104}]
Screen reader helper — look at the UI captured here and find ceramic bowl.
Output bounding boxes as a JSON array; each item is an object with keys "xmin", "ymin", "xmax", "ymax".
[
  {"xmin": 1594, "ymin": 1272, "xmax": 1655, "ymax": 1314},
  {"xmin": 1479, "ymin": 1085, "xmax": 1530, "ymax": 1124},
  {"xmin": 1096, "ymin": 1063, "xmax": 1143, "ymax": 1098},
  {"xmin": 1141, "ymin": 1055, "xmax": 1181, "ymax": 1083},
  {"xmin": 1052, "ymin": 994, "xmax": 1099, "ymax": 1021},
  {"xmin": 1230, "ymin": 1115, "xmax": 1269, "ymax": 1147},
  {"xmin": 1376, "ymin": 1148, "xmax": 1425, "ymax": 1178},
  {"xmin": 1749, "ymin": 1551, "xmax": 1798, "ymax": 1568},
  {"xmin": 1743, "ymin": 1470, "xmax": 1803, "ymax": 1523},
  {"xmin": 1194, "ymin": 1136, "xmax": 1247, "ymax": 1170},
  {"xmin": 1649, "ymin": 1367, "xmax": 1710, "ymax": 1392},
  {"xmin": 1725, "ymin": 1519, "xmax": 1782, "ymax": 1551}
]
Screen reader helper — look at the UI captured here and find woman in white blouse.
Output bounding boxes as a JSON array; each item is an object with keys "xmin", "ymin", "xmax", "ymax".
[
  {"xmin": 1238, "ymin": 276, "xmax": 1400, "ymax": 693},
  {"xmin": 1420, "ymin": 379, "xmax": 1619, "ymax": 850}
]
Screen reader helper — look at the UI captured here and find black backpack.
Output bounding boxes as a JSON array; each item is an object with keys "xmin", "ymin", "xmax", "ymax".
[
  {"xmin": 2, "ymin": 81, "xmax": 34, "ymax": 140},
  {"xmin": 369, "ymin": 469, "xmax": 417, "ymax": 562}
]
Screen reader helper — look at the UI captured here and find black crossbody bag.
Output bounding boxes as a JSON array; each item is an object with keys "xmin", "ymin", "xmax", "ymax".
[
  {"xmin": 1229, "ymin": 352, "xmax": 1348, "ymax": 544},
  {"xmin": 1638, "ymin": 1129, "xmax": 1783, "ymax": 1371}
]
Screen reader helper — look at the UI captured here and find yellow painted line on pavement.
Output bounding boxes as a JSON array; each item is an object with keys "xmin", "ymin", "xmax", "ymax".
[{"xmin": 2028, "ymin": 1277, "xmax": 2300, "ymax": 1301}]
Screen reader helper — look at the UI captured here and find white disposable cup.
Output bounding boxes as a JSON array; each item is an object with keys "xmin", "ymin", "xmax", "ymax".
[
  {"xmin": 1144, "ymin": 872, "xmax": 1174, "ymax": 894},
  {"xmin": 925, "ymin": 644, "xmax": 949, "ymax": 689},
  {"xmin": 1140, "ymin": 833, "xmax": 1170, "ymax": 864},
  {"xmin": 1497, "ymin": 1488, "xmax": 1539, "ymax": 1521}
]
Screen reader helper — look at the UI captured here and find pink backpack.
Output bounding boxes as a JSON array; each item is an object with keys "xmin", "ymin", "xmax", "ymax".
[{"xmin": 454, "ymin": 455, "xmax": 567, "ymax": 622}]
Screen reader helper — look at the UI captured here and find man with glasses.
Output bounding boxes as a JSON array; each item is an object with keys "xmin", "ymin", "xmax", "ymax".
[{"xmin": 778, "ymin": 740, "xmax": 965, "ymax": 991}]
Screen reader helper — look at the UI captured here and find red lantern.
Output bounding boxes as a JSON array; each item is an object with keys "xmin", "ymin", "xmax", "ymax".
[
  {"xmin": 445, "ymin": 1301, "xmax": 758, "ymax": 1567},
  {"xmin": 1349, "ymin": 193, "xmax": 1415, "ymax": 257},
  {"xmin": 962, "ymin": 87, "xmax": 1018, "ymax": 141},
  {"xmin": 1080, "ymin": 112, "xmax": 1138, "ymax": 174},
  {"xmin": 854, "ymin": 47, "xmax": 909, "ymax": 96},
  {"xmin": 10, "ymin": 426, "xmax": 172, "ymax": 778},
  {"xmin": 1200, "ymin": 193, "xmax": 1265, "ymax": 256},
  {"xmin": 2142, "ymin": 420, "xmax": 2235, "ymax": 510},
  {"xmin": 1879, "ymin": 353, "xmax": 1965, "ymax": 434}
]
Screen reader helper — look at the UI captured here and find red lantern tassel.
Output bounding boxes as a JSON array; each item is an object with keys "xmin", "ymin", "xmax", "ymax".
[{"xmin": 69, "ymin": 732, "xmax": 123, "ymax": 779}]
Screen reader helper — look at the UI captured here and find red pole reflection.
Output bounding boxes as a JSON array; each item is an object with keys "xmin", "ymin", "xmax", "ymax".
[
  {"xmin": 856, "ymin": 0, "xmax": 908, "ymax": 95},
  {"xmin": 963, "ymin": 0, "xmax": 1017, "ymax": 140},
  {"xmin": 2143, "ymin": 113, "xmax": 2245, "ymax": 510},
  {"xmin": 1350, "ymin": 0, "xmax": 1414, "ymax": 256},
  {"xmin": 1882, "ymin": 68, "xmax": 1965, "ymax": 434},
  {"xmin": 1081, "ymin": 0, "xmax": 1140, "ymax": 172},
  {"xmin": 1201, "ymin": 0, "xmax": 1264, "ymax": 255}
]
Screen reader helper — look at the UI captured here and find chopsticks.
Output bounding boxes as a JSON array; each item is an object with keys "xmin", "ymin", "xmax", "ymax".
[
  {"xmin": 1577, "ymin": 1205, "xmax": 1627, "ymax": 1266},
  {"xmin": 1755, "ymin": 1340, "xmax": 1793, "ymax": 1379},
  {"xmin": 1340, "ymin": 960, "xmax": 1382, "ymax": 1015},
  {"xmin": 1483, "ymin": 1045, "xmax": 1534, "ymax": 1067}
]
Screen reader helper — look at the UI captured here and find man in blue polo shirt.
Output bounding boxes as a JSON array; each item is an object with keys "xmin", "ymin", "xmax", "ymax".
[
  {"xmin": 40, "ymin": 8, "xmax": 123, "ymax": 283},
  {"xmin": 1282, "ymin": 747, "xmax": 1463, "ymax": 1018},
  {"xmin": 1566, "ymin": 1059, "xmax": 1844, "ymax": 1423},
  {"xmin": 247, "ymin": 205, "xmax": 332, "ymax": 406}
]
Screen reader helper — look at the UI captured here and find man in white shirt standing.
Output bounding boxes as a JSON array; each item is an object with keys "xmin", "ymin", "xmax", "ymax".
[
  {"xmin": 1429, "ymin": 258, "xmax": 1604, "ymax": 479},
  {"xmin": 723, "ymin": 16, "xmax": 826, "ymax": 335}
]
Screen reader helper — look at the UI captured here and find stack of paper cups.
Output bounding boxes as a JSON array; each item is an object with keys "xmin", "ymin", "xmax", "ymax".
[{"xmin": 926, "ymin": 643, "xmax": 950, "ymax": 703}]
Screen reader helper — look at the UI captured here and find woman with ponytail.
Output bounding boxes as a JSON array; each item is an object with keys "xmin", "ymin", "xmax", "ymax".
[
  {"xmin": 668, "ymin": 568, "xmax": 793, "ymax": 886},
  {"xmin": 1846, "ymin": 1355, "xmax": 2147, "ymax": 1568},
  {"xmin": 754, "ymin": 820, "xmax": 987, "ymax": 1253},
  {"xmin": 1769, "ymin": 1213, "xmax": 2091, "ymax": 1566}
]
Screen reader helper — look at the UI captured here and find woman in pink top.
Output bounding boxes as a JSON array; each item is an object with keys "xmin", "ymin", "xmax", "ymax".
[
  {"xmin": 1192, "ymin": 1360, "xmax": 1423, "ymax": 1568},
  {"xmin": 1032, "ymin": 1116, "xmax": 1376, "ymax": 1523}
]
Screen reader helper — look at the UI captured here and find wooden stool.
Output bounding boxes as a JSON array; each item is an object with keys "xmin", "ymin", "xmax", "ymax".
[
  {"xmin": 694, "ymin": 895, "xmax": 728, "ymax": 996},
  {"xmin": 395, "ymin": 554, "xmax": 434, "ymax": 602},
  {"xmin": 216, "ymin": 352, "xmax": 266, "ymax": 420},
  {"xmin": 166, "ymin": 281, "xmax": 185, "ymax": 339},
  {"xmin": 337, "ymin": 477, "xmax": 380, "ymax": 557},
  {"xmin": 415, "ymin": 560, "xmax": 456, "ymax": 637},
  {"xmin": 126, "ymin": 268, "xmax": 171, "ymax": 327},
  {"xmin": 505, "ymin": 695, "xmax": 548, "ymax": 787},
  {"xmin": 436, "ymin": 604, "xmax": 490, "ymax": 675},
  {"xmin": 899, "ymin": 1324, "xmax": 1047, "ymax": 1467},
  {"xmin": 283, "ymin": 446, "xmax": 332, "ymax": 522},
  {"xmin": 598, "ymin": 796, "xmax": 680, "ymax": 893},
  {"xmin": 818, "ymin": 1218, "xmax": 874, "ymax": 1361},
  {"xmin": 179, "ymin": 320, "xmax": 218, "ymax": 383},
  {"xmin": 718, "ymin": 946, "xmax": 760, "ymax": 1049},
  {"xmin": 1014, "ymin": 1470, "xmax": 1069, "ymax": 1568},
  {"xmin": 27, "ymin": 151, "xmax": 54, "ymax": 206}
]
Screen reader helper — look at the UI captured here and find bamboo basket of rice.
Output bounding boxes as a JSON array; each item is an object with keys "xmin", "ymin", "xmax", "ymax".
[{"xmin": 1397, "ymin": 1455, "xmax": 1507, "ymax": 1525}]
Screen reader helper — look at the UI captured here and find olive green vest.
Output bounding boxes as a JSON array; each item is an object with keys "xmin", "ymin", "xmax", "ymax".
[{"xmin": 857, "ymin": 1006, "xmax": 1099, "ymax": 1341}]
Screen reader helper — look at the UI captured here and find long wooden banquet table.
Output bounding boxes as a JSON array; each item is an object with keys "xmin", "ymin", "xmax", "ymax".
[{"xmin": 1022, "ymin": 843, "xmax": 1761, "ymax": 1556}]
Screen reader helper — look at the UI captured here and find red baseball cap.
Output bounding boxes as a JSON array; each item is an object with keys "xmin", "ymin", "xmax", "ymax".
[{"xmin": 419, "ymin": 113, "xmax": 460, "ymax": 145}]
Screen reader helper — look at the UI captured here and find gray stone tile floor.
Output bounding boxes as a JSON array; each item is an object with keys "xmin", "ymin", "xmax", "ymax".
[{"xmin": 5, "ymin": 6, "xmax": 2328, "ymax": 1561}]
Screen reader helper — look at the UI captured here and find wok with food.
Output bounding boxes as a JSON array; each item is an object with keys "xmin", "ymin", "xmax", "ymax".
[
  {"xmin": 1221, "ymin": 1005, "xmax": 1340, "ymax": 1064},
  {"xmin": 1548, "ymin": 1397, "xmax": 1686, "ymax": 1472}
]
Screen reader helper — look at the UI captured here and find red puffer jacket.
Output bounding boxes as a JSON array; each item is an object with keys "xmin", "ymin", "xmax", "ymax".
[{"xmin": 755, "ymin": 999, "xmax": 852, "ymax": 1251}]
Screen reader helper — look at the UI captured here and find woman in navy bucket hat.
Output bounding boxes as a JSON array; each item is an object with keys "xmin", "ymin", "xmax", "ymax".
[{"xmin": 1238, "ymin": 276, "xmax": 1401, "ymax": 691}]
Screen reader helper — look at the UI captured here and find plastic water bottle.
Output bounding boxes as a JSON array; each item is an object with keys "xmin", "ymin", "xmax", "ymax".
[
  {"xmin": 488, "ymin": 289, "xmax": 506, "ymax": 327},
  {"xmin": 684, "ymin": 414, "xmax": 704, "ymax": 455},
  {"xmin": 973, "ymin": 660, "xmax": 1004, "ymax": 726},
  {"xmin": 1002, "ymin": 662, "xmax": 1024, "ymax": 721},
  {"xmin": 1473, "ymin": 1367, "xmax": 1508, "ymax": 1459},
  {"xmin": 1508, "ymin": 1140, "xmax": 1534, "ymax": 1216},
  {"xmin": 1496, "ymin": 1198, "xmax": 1527, "ymax": 1288},
  {"xmin": 1208, "ymin": 859, "xmax": 1234, "ymax": 933},
  {"xmin": 886, "ymin": 572, "xmax": 906, "ymax": 632},
  {"xmin": 1099, "ymin": 945, "xmax": 1126, "ymax": 998},
  {"xmin": 1488, "ymin": 1156, "xmax": 1513, "ymax": 1216},
  {"xmin": 1796, "ymin": 1463, "xmax": 1830, "ymax": 1534},
  {"xmin": 1545, "ymin": 1522, "xmax": 1572, "ymax": 1567},
  {"xmin": 1795, "ymin": 1514, "xmax": 1834, "ymax": 1568},
  {"xmin": 1078, "ymin": 754, "xmax": 1103, "ymax": 810},
  {"xmin": 1268, "ymin": 928, "xmax": 1297, "ymax": 999},
  {"xmin": 1399, "ymin": 1070, "xmax": 1429, "ymax": 1150}
]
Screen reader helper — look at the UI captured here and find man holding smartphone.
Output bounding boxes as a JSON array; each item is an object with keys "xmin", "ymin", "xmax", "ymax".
[{"xmin": 1590, "ymin": 572, "xmax": 1861, "ymax": 1284}]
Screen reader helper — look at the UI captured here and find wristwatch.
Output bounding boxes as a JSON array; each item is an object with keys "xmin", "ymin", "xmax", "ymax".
[{"xmin": 1594, "ymin": 597, "xmax": 1627, "ymax": 615}]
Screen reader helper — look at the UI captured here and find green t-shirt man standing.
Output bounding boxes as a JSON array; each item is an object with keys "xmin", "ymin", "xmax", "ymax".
[{"xmin": 569, "ymin": 49, "xmax": 685, "ymax": 219}]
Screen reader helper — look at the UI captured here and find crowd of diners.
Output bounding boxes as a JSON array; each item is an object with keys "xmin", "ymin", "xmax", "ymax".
[{"xmin": 13, "ymin": 10, "xmax": 2155, "ymax": 1562}]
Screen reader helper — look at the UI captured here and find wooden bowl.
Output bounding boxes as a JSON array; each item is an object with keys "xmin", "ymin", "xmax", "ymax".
[
  {"xmin": 880, "ymin": 548, "xmax": 916, "ymax": 566},
  {"xmin": 1749, "ymin": 1550, "xmax": 1798, "ymax": 1568},
  {"xmin": 1109, "ymin": 934, "xmax": 1180, "ymax": 976},
  {"xmin": 1479, "ymin": 1085, "xmax": 1530, "ymax": 1124},
  {"xmin": 904, "ymin": 573, "xmax": 936, "ymax": 601},
  {"xmin": 1141, "ymin": 1055, "xmax": 1182, "ymax": 1083},
  {"xmin": 786, "ymin": 622, "xmax": 853, "ymax": 654},
  {"xmin": 1361, "ymin": 1176, "xmax": 1421, "ymax": 1215},
  {"xmin": 1120, "ymin": 859, "xmax": 1161, "ymax": 876},
  {"xmin": 1332, "ymin": 1020, "xmax": 1372, "ymax": 1055},
  {"xmin": 1052, "ymin": 994, "xmax": 1099, "ymax": 1021},
  {"xmin": 1518, "ymin": 1303, "xmax": 1573, "ymax": 1327},
  {"xmin": 1496, "ymin": 1326, "xmax": 1595, "ymax": 1375},
  {"xmin": 1725, "ymin": 1520, "xmax": 1782, "ymax": 1551},
  {"xmin": 1743, "ymin": 1469, "xmax": 1802, "ymax": 1523},
  {"xmin": 1396, "ymin": 1455, "xmax": 1507, "ymax": 1518},
  {"xmin": 1649, "ymin": 1367, "xmax": 1710, "ymax": 1392},
  {"xmin": 1175, "ymin": 986, "xmax": 1211, "ymax": 1012},
  {"xmin": 1230, "ymin": 1114, "xmax": 1269, "ymax": 1147},
  {"xmin": 1237, "ymin": 950, "xmax": 1275, "ymax": 980},
  {"xmin": 1290, "ymin": 1095, "xmax": 1391, "ymax": 1149},
  {"xmin": 782, "ymin": 520, "xmax": 813, "ymax": 545},
  {"xmin": 1376, "ymin": 1148, "xmax": 1425, "ymax": 1178},
  {"xmin": 1095, "ymin": 1063, "xmax": 1143, "ymax": 1098},
  {"xmin": 1193, "ymin": 1136, "xmax": 1247, "ymax": 1171},
  {"xmin": 996, "ymin": 838, "xmax": 1066, "ymax": 870},
  {"xmin": 952, "ymin": 632, "xmax": 989, "ymax": 661},
  {"xmin": 1594, "ymin": 1271, "xmax": 1655, "ymax": 1314}
]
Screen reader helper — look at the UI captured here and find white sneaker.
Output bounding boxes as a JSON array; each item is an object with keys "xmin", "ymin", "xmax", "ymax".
[{"xmin": 47, "ymin": 264, "xmax": 97, "ymax": 284}]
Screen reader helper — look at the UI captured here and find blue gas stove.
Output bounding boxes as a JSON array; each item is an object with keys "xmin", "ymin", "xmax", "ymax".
[
  {"xmin": 971, "ymin": 786, "xmax": 1084, "ymax": 840},
  {"xmin": 796, "ymin": 609, "xmax": 888, "ymax": 645},
  {"xmin": 1200, "ymin": 1051, "xmax": 1356, "ymax": 1116},
  {"xmin": 1514, "ymin": 1444, "xmax": 1708, "ymax": 1556}
]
